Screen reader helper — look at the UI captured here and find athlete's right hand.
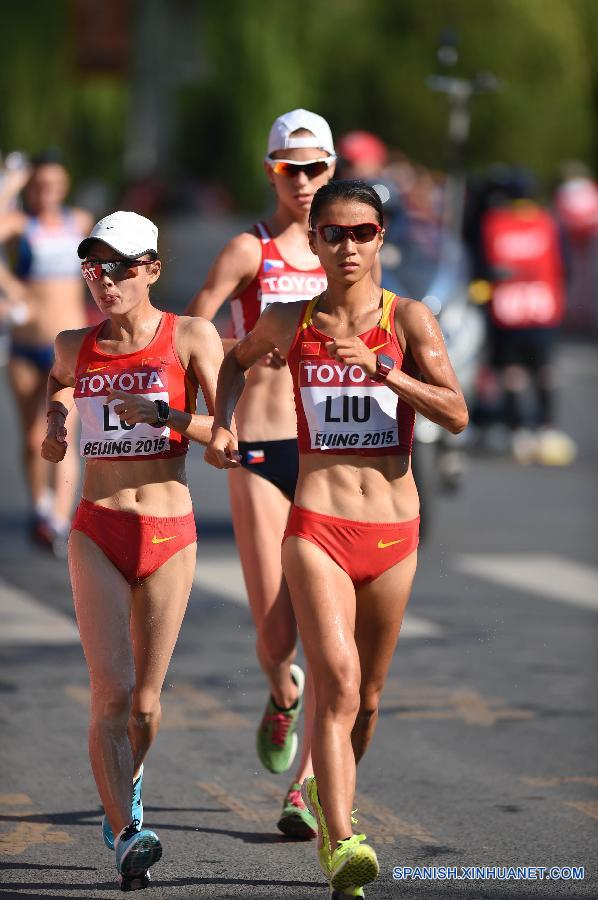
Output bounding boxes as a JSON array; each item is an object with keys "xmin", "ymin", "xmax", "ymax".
[
  {"xmin": 41, "ymin": 416, "xmax": 68, "ymax": 463},
  {"xmin": 204, "ymin": 426, "xmax": 242, "ymax": 469}
]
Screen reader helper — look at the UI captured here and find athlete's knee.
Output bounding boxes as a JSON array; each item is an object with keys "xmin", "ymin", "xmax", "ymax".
[
  {"xmin": 90, "ymin": 682, "xmax": 133, "ymax": 728},
  {"xmin": 130, "ymin": 689, "xmax": 161, "ymax": 728},
  {"xmin": 315, "ymin": 665, "xmax": 361, "ymax": 719}
]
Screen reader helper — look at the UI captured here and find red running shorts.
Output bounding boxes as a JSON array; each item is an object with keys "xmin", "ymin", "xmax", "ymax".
[
  {"xmin": 283, "ymin": 504, "xmax": 419, "ymax": 585},
  {"xmin": 71, "ymin": 498, "xmax": 196, "ymax": 585}
]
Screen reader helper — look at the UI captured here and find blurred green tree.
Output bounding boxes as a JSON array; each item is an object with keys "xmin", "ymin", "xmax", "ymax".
[
  {"xmin": 0, "ymin": 0, "xmax": 127, "ymax": 189},
  {"xmin": 1, "ymin": 0, "xmax": 597, "ymax": 207},
  {"xmin": 185, "ymin": 0, "xmax": 596, "ymax": 205}
]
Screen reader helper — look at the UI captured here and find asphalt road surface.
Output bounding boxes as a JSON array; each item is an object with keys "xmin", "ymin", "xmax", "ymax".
[{"xmin": 0, "ymin": 340, "xmax": 597, "ymax": 900}]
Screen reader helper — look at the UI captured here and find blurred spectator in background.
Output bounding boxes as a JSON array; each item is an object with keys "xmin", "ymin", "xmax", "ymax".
[
  {"xmin": 336, "ymin": 133, "xmax": 445, "ymax": 286},
  {"xmin": 0, "ymin": 149, "xmax": 93, "ymax": 554},
  {"xmin": 554, "ymin": 160, "xmax": 598, "ymax": 334},
  {"xmin": 337, "ymin": 130, "xmax": 389, "ymax": 180},
  {"xmin": 476, "ymin": 166, "xmax": 576, "ymax": 466}
]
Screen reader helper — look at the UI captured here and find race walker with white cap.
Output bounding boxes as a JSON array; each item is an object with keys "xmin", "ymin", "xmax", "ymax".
[
  {"xmin": 42, "ymin": 210, "xmax": 224, "ymax": 890},
  {"xmin": 186, "ymin": 109, "xmax": 336, "ymax": 839}
]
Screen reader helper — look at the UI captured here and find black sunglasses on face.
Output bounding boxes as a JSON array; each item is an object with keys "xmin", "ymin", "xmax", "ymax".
[
  {"xmin": 81, "ymin": 259, "xmax": 156, "ymax": 282},
  {"xmin": 314, "ymin": 223, "xmax": 382, "ymax": 244}
]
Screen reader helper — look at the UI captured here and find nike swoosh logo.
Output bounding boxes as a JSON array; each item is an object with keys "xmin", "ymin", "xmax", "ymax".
[
  {"xmin": 370, "ymin": 341, "xmax": 389, "ymax": 353},
  {"xmin": 86, "ymin": 365, "xmax": 108, "ymax": 373},
  {"xmin": 151, "ymin": 535, "xmax": 178, "ymax": 544},
  {"xmin": 377, "ymin": 538, "xmax": 407, "ymax": 549}
]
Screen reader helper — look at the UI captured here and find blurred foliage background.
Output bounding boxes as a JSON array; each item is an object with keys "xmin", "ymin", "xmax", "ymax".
[{"xmin": 2, "ymin": 0, "xmax": 598, "ymax": 208}]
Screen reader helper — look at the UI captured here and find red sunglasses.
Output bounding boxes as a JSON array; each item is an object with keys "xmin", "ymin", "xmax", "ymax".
[
  {"xmin": 81, "ymin": 259, "xmax": 154, "ymax": 282},
  {"xmin": 314, "ymin": 223, "xmax": 382, "ymax": 244}
]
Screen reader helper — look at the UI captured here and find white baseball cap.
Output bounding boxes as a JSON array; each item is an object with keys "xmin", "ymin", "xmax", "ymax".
[
  {"xmin": 267, "ymin": 108, "xmax": 335, "ymax": 157},
  {"xmin": 78, "ymin": 210, "xmax": 159, "ymax": 259}
]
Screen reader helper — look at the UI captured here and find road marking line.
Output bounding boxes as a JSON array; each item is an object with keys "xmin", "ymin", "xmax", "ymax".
[
  {"xmin": 197, "ymin": 782, "xmax": 273, "ymax": 823},
  {"xmin": 522, "ymin": 776, "xmax": 598, "ymax": 789},
  {"xmin": 65, "ymin": 682, "xmax": 250, "ymax": 731},
  {"xmin": 0, "ymin": 823, "xmax": 72, "ymax": 855},
  {"xmin": 0, "ymin": 795, "xmax": 32, "ymax": 807},
  {"xmin": 0, "ymin": 577, "xmax": 79, "ymax": 646},
  {"xmin": 454, "ymin": 554, "xmax": 598, "ymax": 612},
  {"xmin": 564, "ymin": 800, "xmax": 598, "ymax": 821},
  {"xmin": 520, "ymin": 776, "xmax": 598, "ymax": 823},
  {"xmin": 205, "ymin": 778, "xmax": 439, "ymax": 845},
  {"xmin": 195, "ymin": 557, "xmax": 442, "ymax": 637},
  {"xmin": 162, "ymin": 682, "xmax": 250, "ymax": 730},
  {"xmin": 64, "ymin": 684, "xmax": 90, "ymax": 707},
  {"xmin": 256, "ymin": 779, "xmax": 438, "ymax": 845},
  {"xmin": 382, "ymin": 680, "xmax": 534, "ymax": 726},
  {"xmin": 354, "ymin": 791, "xmax": 439, "ymax": 845}
]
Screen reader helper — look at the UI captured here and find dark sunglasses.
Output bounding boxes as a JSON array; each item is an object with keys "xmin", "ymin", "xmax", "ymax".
[
  {"xmin": 266, "ymin": 155, "xmax": 336, "ymax": 179},
  {"xmin": 315, "ymin": 223, "xmax": 382, "ymax": 244},
  {"xmin": 81, "ymin": 259, "xmax": 156, "ymax": 282}
]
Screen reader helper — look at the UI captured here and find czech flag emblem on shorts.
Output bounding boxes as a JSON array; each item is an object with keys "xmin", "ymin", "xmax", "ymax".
[{"xmin": 247, "ymin": 449, "xmax": 265, "ymax": 464}]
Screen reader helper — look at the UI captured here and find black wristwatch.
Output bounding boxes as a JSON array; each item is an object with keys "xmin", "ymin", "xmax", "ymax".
[
  {"xmin": 150, "ymin": 399, "xmax": 170, "ymax": 427},
  {"xmin": 372, "ymin": 353, "xmax": 395, "ymax": 383}
]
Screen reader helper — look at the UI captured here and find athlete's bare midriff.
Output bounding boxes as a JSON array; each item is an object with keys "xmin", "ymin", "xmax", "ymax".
[
  {"xmin": 235, "ymin": 363, "xmax": 297, "ymax": 441},
  {"xmin": 294, "ymin": 453, "xmax": 419, "ymax": 523},
  {"xmin": 13, "ymin": 280, "xmax": 86, "ymax": 345},
  {"xmin": 81, "ymin": 455, "xmax": 193, "ymax": 517}
]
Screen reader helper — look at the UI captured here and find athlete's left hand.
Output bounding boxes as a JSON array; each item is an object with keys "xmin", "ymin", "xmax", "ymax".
[
  {"xmin": 257, "ymin": 347, "xmax": 287, "ymax": 369},
  {"xmin": 106, "ymin": 389, "xmax": 161, "ymax": 425},
  {"xmin": 326, "ymin": 338, "xmax": 377, "ymax": 378}
]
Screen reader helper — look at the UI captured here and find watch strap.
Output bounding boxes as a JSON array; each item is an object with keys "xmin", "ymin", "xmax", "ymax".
[
  {"xmin": 150, "ymin": 399, "xmax": 170, "ymax": 427},
  {"xmin": 373, "ymin": 354, "xmax": 394, "ymax": 383}
]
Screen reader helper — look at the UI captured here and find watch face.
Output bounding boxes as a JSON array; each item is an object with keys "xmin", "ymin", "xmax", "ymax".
[{"xmin": 378, "ymin": 353, "xmax": 394, "ymax": 369}]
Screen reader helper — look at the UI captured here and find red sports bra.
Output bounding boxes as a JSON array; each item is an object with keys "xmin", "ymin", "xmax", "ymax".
[
  {"xmin": 287, "ymin": 290, "xmax": 415, "ymax": 456},
  {"xmin": 230, "ymin": 221, "xmax": 327, "ymax": 339},
  {"xmin": 74, "ymin": 312, "xmax": 197, "ymax": 461}
]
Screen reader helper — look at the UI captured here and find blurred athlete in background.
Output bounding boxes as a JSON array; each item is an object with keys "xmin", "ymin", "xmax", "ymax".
[{"xmin": 0, "ymin": 150, "xmax": 93, "ymax": 553}]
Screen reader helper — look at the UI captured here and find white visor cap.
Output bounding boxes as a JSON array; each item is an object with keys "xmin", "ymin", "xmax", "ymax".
[
  {"xmin": 267, "ymin": 108, "xmax": 335, "ymax": 156},
  {"xmin": 78, "ymin": 211, "xmax": 158, "ymax": 259}
]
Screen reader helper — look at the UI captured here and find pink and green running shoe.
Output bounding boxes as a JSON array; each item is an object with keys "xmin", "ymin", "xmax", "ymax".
[
  {"xmin": 277, "ymin": 783, "xmax": 317, "ymax": 839},
  {"xmin": 256, "ymin": 663, "xmax": 304, "ymax": 774}
]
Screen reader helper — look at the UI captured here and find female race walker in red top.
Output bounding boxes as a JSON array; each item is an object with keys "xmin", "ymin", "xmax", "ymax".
[
  {"xmin": 187, "ymin": 109, "xmax": 336, "ymax": 837},
  {"xmin": 206, "ymin": 180, "xmax": 468, "ymax": 898},
  {"xmin": 41, "ymin": 211, "xmax": 223, "ymax": 891}
]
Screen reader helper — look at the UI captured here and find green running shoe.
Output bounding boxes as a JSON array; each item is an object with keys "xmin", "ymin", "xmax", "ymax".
[
  {"xmin": 277, "ymin": 783, "xmax": 317, "ymax": 839},
  {"xmin": 330, "ymin": 834, "xmax": 379, "ymax": 893},
  {"xmin": 301, "ymin": 775, "xmax": 332, "ymax": 876},
  {"xmin": 256, "ymin": 663, "xmax": 304, "ymax": 774}
]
